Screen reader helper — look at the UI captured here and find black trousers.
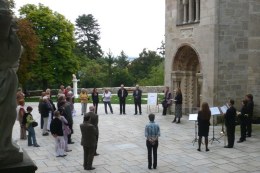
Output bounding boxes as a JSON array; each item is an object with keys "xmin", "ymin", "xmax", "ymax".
[
  {"xmin": 95, "ymin": 135, "xmax": 99, "ymax": 154},
  {"xmin": 240, "ymin": 119, "xmax": 247, "ymax": 141},
  {"xmin": 83, "ymin": 146, "xmax": 95, "ymax": 169},
  {"xmin": 119, "ymin": 99, "xmax": 126, "ymax": 114},
  {"xmin": 68, "ymin": 123, "xmax": 73, "ymax": 143},
  {"xmin": 162, "ymin": 105, "xmax": 168, "ymax": 115},
  {"xmin": 226, "ymin": 125, "xmax": 235, "ymax": 147},
  {"xmin": 40, "ymin": 114, "xmax": 44, "ymax": 129},
  {"xmin": 246, "ymin": 116, "xmax": 252, "ymax": 136},
  {"xmin": 134, "ymin": 101, "xmax": 142, "ymax": 114},
  {"xmin": 93, "ymin": 102, "xmax": 98, "ymax": 114},
  {"xmin": 146, "ymin": 140, "xmax": 158, "ymax": 169}
]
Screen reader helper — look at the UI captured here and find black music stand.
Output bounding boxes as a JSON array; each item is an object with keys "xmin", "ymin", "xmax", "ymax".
[
  {"xmin": 189, "ymin": 114, "xmax": 198, "ymax": 145},
  {"xmin": 209, "ymin": 107, "xmax": 221, "ymax": 144}
]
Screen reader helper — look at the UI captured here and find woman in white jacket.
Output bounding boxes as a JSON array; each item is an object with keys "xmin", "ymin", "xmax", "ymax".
[{"xmin": 103, "ymin": 89, "xmax": 113, "ymax": 114}]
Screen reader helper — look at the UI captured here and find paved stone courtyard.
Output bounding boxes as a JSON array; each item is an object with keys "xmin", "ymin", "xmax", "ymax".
[{"xmin": 13, "ymin": 103, "xmax": 260, "ymax": 173}]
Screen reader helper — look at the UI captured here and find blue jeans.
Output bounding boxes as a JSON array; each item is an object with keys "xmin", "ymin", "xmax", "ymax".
[
  {"xmin": 104, "ymin": 101, "xmax": 113, "ymax": 114},
  {"xmin": 28, "ymin": 125, "xmax": 37, "ymax": 146}
]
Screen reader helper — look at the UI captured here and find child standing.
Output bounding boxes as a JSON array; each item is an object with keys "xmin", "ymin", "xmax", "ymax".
[
  {"xmin": 25, "ymin": 106, "xmax": 40, "ymax": 147},
  {"xmin": 50, "ymin": 111, "xmax": 66, "ymax": 157}
]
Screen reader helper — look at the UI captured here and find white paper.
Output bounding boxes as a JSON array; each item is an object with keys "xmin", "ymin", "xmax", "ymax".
[
  {"xmin": 210, "ymin": 107, "xmax": 221, "ymax": 115},
  {"xmin": 220, "ymin": 105, "xmax": 228, "ymax": 114},
  {"xmin": 147, "ymin": 93, "xmax": 158, "ymax": 106},
  {"xmin": 189, "ymin": 114, "xmax": 198, "ymax": 121}
]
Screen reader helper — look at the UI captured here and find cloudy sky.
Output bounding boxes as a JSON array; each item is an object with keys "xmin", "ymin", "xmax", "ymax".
[{"xmin": 14, "ymin": 0, "xmax": 165, "ymax": 58}]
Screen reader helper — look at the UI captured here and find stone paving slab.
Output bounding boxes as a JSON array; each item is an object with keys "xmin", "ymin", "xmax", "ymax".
[{"xmin": 12, "ymin": 102, "xmax": 260, "ymax": 173}]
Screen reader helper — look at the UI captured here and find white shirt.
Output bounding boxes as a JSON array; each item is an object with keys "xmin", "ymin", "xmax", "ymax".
[{"xmin": 103, "ymin": 91, "xmax": 112, "ymax": 102}]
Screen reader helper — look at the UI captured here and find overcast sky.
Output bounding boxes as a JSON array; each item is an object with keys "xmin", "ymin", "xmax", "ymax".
[{"xmin": 14, "ymin": 0, "xmax": 165, "ymax": 58}]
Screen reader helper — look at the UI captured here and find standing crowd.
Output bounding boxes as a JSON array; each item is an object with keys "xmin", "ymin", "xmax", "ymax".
[{"xmin": 16, "ymin": 85, "xmax": 255, "ymax": 171}]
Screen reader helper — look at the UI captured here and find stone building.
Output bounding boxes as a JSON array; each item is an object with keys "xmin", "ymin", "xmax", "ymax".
[{"xmin": 165, "ymin": 0, "xmax": 260, "ymax": 116}]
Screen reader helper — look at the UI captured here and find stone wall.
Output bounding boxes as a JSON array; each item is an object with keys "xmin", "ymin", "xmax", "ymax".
[{"xmin": 216, "ymin": 0, "xmax": 249, "ymax": 108}]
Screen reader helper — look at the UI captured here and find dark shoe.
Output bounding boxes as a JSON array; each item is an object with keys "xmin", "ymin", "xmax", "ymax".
[
  {"xmin": 134, "ymin": 113, "xmax": 137, "ymax": 115},
  {"xmin": 28, "ymin": 144, "xmax": 32, "ymax": 147},
  {"xmin": 140, "ymin": 113, "xmax": 142, "ymax": 115},
  {"xmin": 247, "ymin": 135, "xmax": 251, "ymax": 137},
  {"xmin": 42, "ymin": 132, "xmax": 49, "ymax": 136},
  {"xmin": 206, "ymin": 148, "xmax": 210, "ymax": 152},
  {"xmin": 224, "ymin": 146, "xmax": 232, "ymax": 148},
  {"xmin": 94, "ymin": 153, "xmax": 100, "ymax": 156},
  {"xmin": 65, "ymin": 149, "xmax": 72, "ymax": 152},
  {"xmin": 68, "ymin": 141, "xmax": 75, "ymax": 144},
  {"xmin": 85, "ymin": 167, "xmax": 95, "ymax": 170},
  {"xmin": 34, "ymin": 144, "xmax": 40, "ymax": 147},
  {"xmin": 197, "ymin": 148, "xmax": 201, "ymax": 152},
  {"xmin": 172, "ymin": 118, "xmax": 176, "ymax": 123},
  {"xmin": 237, "ymin": 140, "xmax": 244, "ymax": 143},
  {"xmin": 148, "ymin": 167, "xmax": 152, "ymax": 170},
  {"xmin": 123, "ymin": 113, "xmax": 126, "ymax": 115},
  {"xmin": 153, "ymin": 166, "xmax": 157, "ymax": 169},
  {"xmin": 60, "ymin": 154, "xmax": 67, "ymax": 157}
]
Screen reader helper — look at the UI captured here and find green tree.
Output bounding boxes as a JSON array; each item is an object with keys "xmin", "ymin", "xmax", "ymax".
[
  {"xmin": 138, "ymin": 62, "xmax": 164, "ymax": 86},
  {"xmin": 129, "ymin": 48, "xmax": 163, "ymax": 83},
  {"xmin": 104, "ymin": 51, "xmax": 115, "ymax": 86},
  {"xmin": 78, "ymin": 59, "xmax": 107, "ymax": 88},
  {"xmin": 75, "ymin": 14, "xmax": 103, "ymax": 59},
  {"xmin": 111, "ymin": 68, "xmax": 134, "ymax": 87},
  {"xmin": 115, "ymin": 51, "xmax": 129, "ymax": 69},
  {"xmin": 19, "ymin": 4, "xmax": 79, "ymax": 89},
  {"xmin": 16, "ymin": 18, "xmax": 39, "ymax": 87}
]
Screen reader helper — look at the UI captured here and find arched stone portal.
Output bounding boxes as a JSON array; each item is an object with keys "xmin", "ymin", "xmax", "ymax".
[{"xmin": 171, "ymin": 45, "xmax": 202, "ymax": 114}]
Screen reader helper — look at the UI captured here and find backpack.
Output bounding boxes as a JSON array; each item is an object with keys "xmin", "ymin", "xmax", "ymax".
[{"xmin": 22, "ymin": 113, "xmax": 30, "ymax": 125}]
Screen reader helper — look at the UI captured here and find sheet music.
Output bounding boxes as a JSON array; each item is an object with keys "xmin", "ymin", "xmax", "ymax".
[
  {"xmin": 220, "ymin": 105, "xmax": 228, "ymax": 114},
  {"xmin": 210, "ymin": 107, "xmax": 221, "ymax": 115},
  {"xmin": 189, "ymin": 114, "xmax": 198, "ymax": 121}
]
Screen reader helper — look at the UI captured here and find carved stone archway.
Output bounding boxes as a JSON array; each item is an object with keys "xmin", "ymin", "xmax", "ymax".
[{"xmin": 171, "ymin": 45, "xmax": 202, "ymax": 114}]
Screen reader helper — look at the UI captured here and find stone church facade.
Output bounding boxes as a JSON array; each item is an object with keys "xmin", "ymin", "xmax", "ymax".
[{"xmin": 165, "ymin": 0, "xmax": 260, "ymax": 116}]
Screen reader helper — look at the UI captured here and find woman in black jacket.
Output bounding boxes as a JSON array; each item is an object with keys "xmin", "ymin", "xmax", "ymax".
[{"xmin": 91, "ymin": 88, "xmax": 99, "ymax": 114}]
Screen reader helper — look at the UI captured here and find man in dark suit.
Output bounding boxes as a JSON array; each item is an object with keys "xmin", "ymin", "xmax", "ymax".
[
  {"xmin": 224, "ymin": 99, "xmax": 237, "ymax": 148},
  {"xmin": 64, "ymin": 97, "xmax": 74, "ymax": 144},
  {"xmin": 133, "ymin": 85, "xmax": 142, "ymax": 115},
  {"xmin": 117, "ymin": 84, "xmax": 128, "ymax": 114},
  {"xmin": 245, "ymin": 94, "xmax": 254, "ymax": 137},
  {"xmin": 80, "ymin": 115, "xmax": 97, "ymax": 170},
  {"xmin": 85, "ymin": 106, "xmax": 99, "ymax": 156}
]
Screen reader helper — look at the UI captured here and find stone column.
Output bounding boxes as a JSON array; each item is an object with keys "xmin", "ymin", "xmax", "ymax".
[
  {"xmin": 195, "ymin": 0, "xmax": 200, "ymax": 22},
  {"xmin": 183, "ymin": 0, "xmax": 188, "ymax": 24},
  {"xmin": 188, "ymin": 0, "xmax": 193, "ymax": 23}
]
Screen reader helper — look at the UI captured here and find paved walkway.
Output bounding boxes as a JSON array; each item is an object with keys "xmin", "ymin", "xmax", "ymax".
[{"xmin": 13, "ymin": 103, "xmax": 260, "ymax": 173}]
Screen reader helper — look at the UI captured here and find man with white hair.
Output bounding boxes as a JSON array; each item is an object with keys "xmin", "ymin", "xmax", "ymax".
[
  {"xmin": 133, "ymin": 84, "xmax": 142, "ymax": 115},
  {"xmin": 41, "ymin": 96, "xmax": 51, "ymax": 136}
]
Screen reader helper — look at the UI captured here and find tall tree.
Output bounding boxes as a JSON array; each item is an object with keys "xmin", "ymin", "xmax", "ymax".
[
  {"xmin": 16, "ymin": 18, "xmax": 39, "ymax": 87},
  {"xmin": 75, "ymin": 14, "xmax": 103, "ymax": 59},
  {"xmin": 104, "ymin": 51, "xmax": 115, "ymax": 86},
  {"xmin": 115, "ymin": 51, "xmax": 129, "ymax": 69},
  {"xmin": 129, "ymin": 48, "xmax": 163, "ymax": 83},
  {"xmin": 19, "ymin": 4, "xmax": 79, "ymax": 89}
]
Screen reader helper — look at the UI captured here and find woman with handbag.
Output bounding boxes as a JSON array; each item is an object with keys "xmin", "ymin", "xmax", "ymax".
[{"xmin": 25, "ymin": 106, "xmax": 40, "ymax": 147}]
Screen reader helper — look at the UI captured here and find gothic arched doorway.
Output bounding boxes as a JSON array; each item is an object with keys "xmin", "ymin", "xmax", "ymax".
[{"xmin": 171, "ymin": 45, "xmax": 202, "ymax": 113}]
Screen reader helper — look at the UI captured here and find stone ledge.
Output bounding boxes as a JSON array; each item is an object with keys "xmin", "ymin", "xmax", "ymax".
[{"xmin": 0, "ymin": 150, "xmax": 37, "ymax": 173}]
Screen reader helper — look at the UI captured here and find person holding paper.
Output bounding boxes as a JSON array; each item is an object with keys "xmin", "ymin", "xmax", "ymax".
[
  {"xmin": 224, "ymin": 99, "xmax": 237, "ymax": 148},
  {"xmin": 173, "ymin": 88, "xmax": 182, "ymax": 123},
  {"xmin": 237, "ymin": 100, "xmax": 248, "ymax": 143},
  {"xmin": 197, "ymin": 102, "xmax": 211, "ymax": 152},
  {"xmin": 162, "ymin": 86, "xmax": 172, "ymax": 115}
]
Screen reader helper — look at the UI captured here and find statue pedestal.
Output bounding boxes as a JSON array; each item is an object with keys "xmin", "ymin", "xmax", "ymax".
[
  {"xmin": 0, "ymin": 149, "xmax": 37, "ymax": 173},
  {"xmin": 72, "ymin": 79, "xmax": 79, "ymax": 98}
]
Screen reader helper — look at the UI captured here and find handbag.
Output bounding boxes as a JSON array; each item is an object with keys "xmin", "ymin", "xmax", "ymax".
[
  {"xmin": 32, "ymin": 121, "xmax": 38, "ymax": 127},
  {"xmin": 64, "ymin": 125, "xmax": 71, "ymax": 135}
]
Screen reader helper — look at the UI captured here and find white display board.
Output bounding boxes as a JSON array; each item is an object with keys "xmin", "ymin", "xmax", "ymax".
[
  {"xmin": 220, "ymin": 105, "xmax": 228, "ymax": 114},
  {"xmin": 147, "ymin": 93, "xmax": 158, "ymax": 106}
]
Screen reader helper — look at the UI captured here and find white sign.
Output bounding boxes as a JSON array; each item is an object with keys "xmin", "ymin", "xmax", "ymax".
[{"xmin": 147, "ymin": 93, "xmax": 158, "ymax": 106}]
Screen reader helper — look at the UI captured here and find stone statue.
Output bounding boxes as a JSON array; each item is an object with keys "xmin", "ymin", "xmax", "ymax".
[
  {"xmin": 0, "ymin": 0, "xmax": 23, "ymax": 166},
  {"xmin": 72, "ymin": 74, "xmax": 77, "ymax": 80}
]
